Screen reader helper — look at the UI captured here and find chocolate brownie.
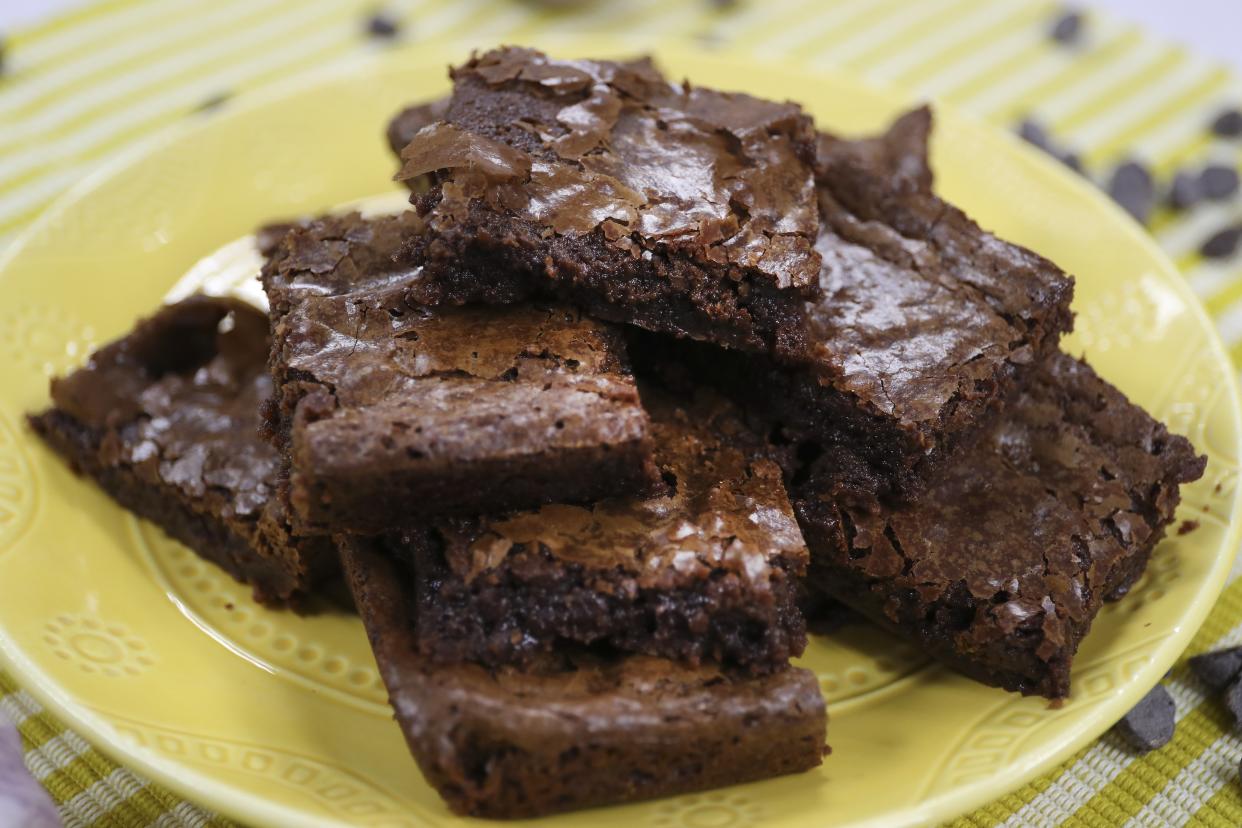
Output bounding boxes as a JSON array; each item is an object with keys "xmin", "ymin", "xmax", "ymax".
[
  {"xmin": 396, "ymin": 46, "xmax": 824, "ymax": 354},
  {"xmin": 632, "ymin": 106, "xmax": 1075, "ymax": 503},
  {"xmin": 261, "ymin": 211, "xmax": 656, "ymax": 535},
  {"xmin": 400, "ymin": 387, "xmax": 807, "ymax": 674},
  {"xmin": 794, "ymin": 352, "xmax": 1206, "ymax": 698},
  {"xmin": 340, "ymin": 536, "xmax": 827, "ymax": 818},
  {"xmin": 28, "ymin": 296, "xmax": 335, "ymax": 606}
]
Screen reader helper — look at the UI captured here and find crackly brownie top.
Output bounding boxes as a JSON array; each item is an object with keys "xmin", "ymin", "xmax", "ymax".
[
  {"xmin": 799, "ymin": 352, "xmax": 1205, "ymax": 656},
  {"xmin": 263, "ymin": 211, "xmax": 649, "ymax": 463},
  {"xmin": 793, "ymin": 106, "xmax": 1074, "ymax": 433},
  {"xmin": 48, "ymin": 296, "xmax": 278, "ymax": 523},
  {"xmin": 431, "ymin": 389, "xmax": 807, "ymax": 588},
  {"xmin": 396, "ymin": 46, "xmax": 822, "ymax": 292}
]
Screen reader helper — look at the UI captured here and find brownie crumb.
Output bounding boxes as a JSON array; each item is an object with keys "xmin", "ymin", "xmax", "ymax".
[
  {"xmin": 1201, "ymin": 225, "xmax": 1242, "ymax": 259},
  {"xmin": 1108, "ymin": 160, "xmax": 1155, "ymax": 224},
  {"xmin": 1200, "ymin": 165, "xmax": 1240, "ymax": 201},
  {"xmin": 1168, "ymin": 171, "xmax": 1202, "ymax": 211},
  {"xmin": 1189, "ymin": 646, "xmax": 1242, "ymax": 691},
  {"xmin": 1177, "ymin": 519, "xmax": 1200, "ymax": 536},
  {"xmin": 1050, "ymin": 9, "xmax": 1083, "ymax": 45},
  {"xmin": 1211, "ymin": 108, "xmax": 1242, "ymax": 138},
  {"xmin": 1114, "ymin": 684, "xmax": 1175, "ymax": 753},
  {"xmin": 365, "ymin": 12, "xmax": 400, "ymax": 39}
]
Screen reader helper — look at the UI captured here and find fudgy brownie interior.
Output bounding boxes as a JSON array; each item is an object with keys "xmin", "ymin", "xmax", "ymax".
[{"xmin": 340, "ymin": 534, "xmax": 827, "ymax": 818}]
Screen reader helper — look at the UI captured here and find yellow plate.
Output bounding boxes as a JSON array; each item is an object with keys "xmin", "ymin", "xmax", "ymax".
[{"xmin": 0, "ymin": 39, "xmax": 1238, "ymax": 828}]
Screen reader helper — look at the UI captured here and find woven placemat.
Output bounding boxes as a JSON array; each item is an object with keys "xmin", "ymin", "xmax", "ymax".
[{"xmin": 1, "ymin": 1, "xmax": 1240, "ymax": 825}]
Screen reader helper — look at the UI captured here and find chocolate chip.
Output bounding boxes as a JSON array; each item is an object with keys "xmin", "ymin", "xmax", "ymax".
[
  {"xmin": 1167, "ymin": 170, "xmax": 1202, "ymax": 210},
  {"xmin": 1211, "ymin": 108, "xmax": 1242, "ymax": 138},
  {"xmin": 1114, "ymin": 683, "xmax": 1175, "ymax": 753},
  {"xmin": 366, "ymin": 12, "xmax": 400, "ymax": 38},
  {"xmin": 1200, "ymin": 164, "xmax": 1240, "ymax": 201},
  {"xmin": 1107, "ymin": 160, "xmax": 1155, "ymax": 224},
  {"xmin": 1050, "ymin": 9, "xmax": 1083, "ymax": 45},
  {"xmin": 1018, "ymin": 119, "xmax": 1050, "ymax": 150},
  {"xmin": 1226, "ymin": 678, "xmax": 1242, "ymax": 727},
  {"xmin": 1190, "ymin": 646, "xmax": 1242, "ymax": 691},
  {"xmin": 1201, "ymin": 225, "xmax": 1242, "ymax": 259},
  {"xmin": 196, "ymin": 91, "xmax": 231, "ymax": 113}
]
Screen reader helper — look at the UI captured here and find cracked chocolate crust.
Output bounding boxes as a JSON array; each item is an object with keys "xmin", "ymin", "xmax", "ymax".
[
  {"xmin": 794, "ymin": 352, "xmax": 1206, "ymax": 698},
  {"xmin": 340, "ymin": 535, "xmax": 827, "ymax": 819},
  {"xmin": 398, "ymin": 387, "xmax": 810, "ymax": 674},
  {"xmin": 630, "ymin": 106, "xmax": 1074, "ymax": 504},
  {"xmin": 260, "ymin": 211, "xmax": 656, "ymax": 535},
  {"xmin": 394, "ymin": 46, "xmax": 823, "ymax": 355},
  {"xmin": 28, "ymin": 296, "xmax": 335, "ymax": 605}
]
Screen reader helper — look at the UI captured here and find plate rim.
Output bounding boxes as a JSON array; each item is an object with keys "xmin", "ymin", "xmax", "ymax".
[{"xmin": 0, "ymin": 34, "xmax": 1239, "ymax": 828}]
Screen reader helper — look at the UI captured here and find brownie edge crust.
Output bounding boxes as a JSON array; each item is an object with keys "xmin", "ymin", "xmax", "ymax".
[
  {"xmin": 341, "ymin": 536, "xmax": 827, "ymax": 819},
  {"xmin": 29, "ymin": 296, "xmax": 335, "ymax": 605}
]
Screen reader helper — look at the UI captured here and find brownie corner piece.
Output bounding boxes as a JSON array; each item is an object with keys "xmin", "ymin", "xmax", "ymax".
[
  {"xmin": 796, "ymin": 352, "xmax": 1205, "ymax": 698},
  {"xmin": 396, "ymin": 45, "xmax": 824, "ymax": 354},
  {"xmin": 28, "ymin": 295, "xmax": 334, "ymax": 606},
  {"xmin": 261, "ymin": 211, "xmax": 656, "ymax": 535},
  {"xmin": 340, "ymin": 535, "xmax": 826, "ymax": 819}
]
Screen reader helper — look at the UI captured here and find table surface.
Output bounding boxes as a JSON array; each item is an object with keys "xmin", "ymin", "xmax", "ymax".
[{"xmin": 0, "ymin": 1, "xmax": 1241, "ymax": 827}]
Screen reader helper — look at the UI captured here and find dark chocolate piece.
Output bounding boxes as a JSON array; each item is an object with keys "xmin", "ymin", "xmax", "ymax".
[
  {"xmin": 261, "ymin": 211, "xmax": 655, "ymax": 535},
  {"xmin": 195, "ymin": 91, "xmax": 230, "ymax": 113},
  {"xmin": 28, "ymin": 297, "xmax": 335, "ymax": 605},
  {"xmin": 1226, "ymin": 678, "xmax": 1242, "ymax": 728},
  {"xmin": 1189, "ymin": 646, "xmax": 1242, "ymax": 692},
  {"xmin": 1050, "ymin": 9, "xmax": 1083, "ymax": 45},
  {"xmin": 406, "ymin": 388, "xmax": 809, "ymax": 674},
  {"xmin": 1201, "ymin": 225, "xmax": 1241, "ymax": 259},
  {"xmin": 1108, "ymin": 160, "xmax": 1155, "ymax": 224},
  {"xmin": 1018, "ymin": 119, "xmax": 1050, "ymax": 150},
  {"xmin": 1115, "ymin": 684, "xmax": 1175, "ymax": 753},
  {"xmin": 635, "ymin": 106, "xmax": 1074, "ymax": 504},
  {"xmin": 795, "ymin": 353, "xmax": 1205, "ymax": 698},
  {"xmin": 1200, "ymin": 164, "xmax": 1240, "ymax": 201},
  {"xmin": 398, "ymin": 46, "xmax": 824, "ymax": 355},
  {"xmin": 366, "ymin": 12, "xmax": 400, "ymax": 38},
  {"xmin": 1211, "ymin": 108, "xmax": 1242, "ymax": 138},
  {"xmin": 1168, "ymin": 170, "xmax": 1202, "ymax": 211},
  {"xmin": 340, "ymin": 536, "xmax": 827, "ymax": 819}
]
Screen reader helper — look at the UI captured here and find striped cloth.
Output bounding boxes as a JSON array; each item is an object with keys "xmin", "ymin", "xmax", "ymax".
[{"xmin": 1, "ymin": 1, "xmax": 1240, "ymax": 825}]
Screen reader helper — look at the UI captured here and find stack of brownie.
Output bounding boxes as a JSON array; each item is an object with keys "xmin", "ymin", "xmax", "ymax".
[{"xmin": 29, "ymin": 46, "xmax": 1206, "ymax": 818}]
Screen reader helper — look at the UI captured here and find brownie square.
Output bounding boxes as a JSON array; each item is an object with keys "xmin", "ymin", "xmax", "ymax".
[
  {"xmin": 632, "ymin": 106, "xmax": 1075, "ymax": 503},
  {"xmin": 396, "ymin": 46, "xmax": 824, "ymax": 354},
  {"xmin": 794, "ymin": 352, "xmax": 1206, "ymax": 698},
  {"xmin": 28, "ymin": 296, "xmax": 335, "ymax": 606},
  {"xmin": 341, "ymin": 536, "xmax": 827, "ymax": 818},
  {"xmin": 385, "ymin": 387, "xmax": 808, "ymax": 674},
  {"xmin": 261, "ymin": 211, "xmax": 656, "ymax": 535}
]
